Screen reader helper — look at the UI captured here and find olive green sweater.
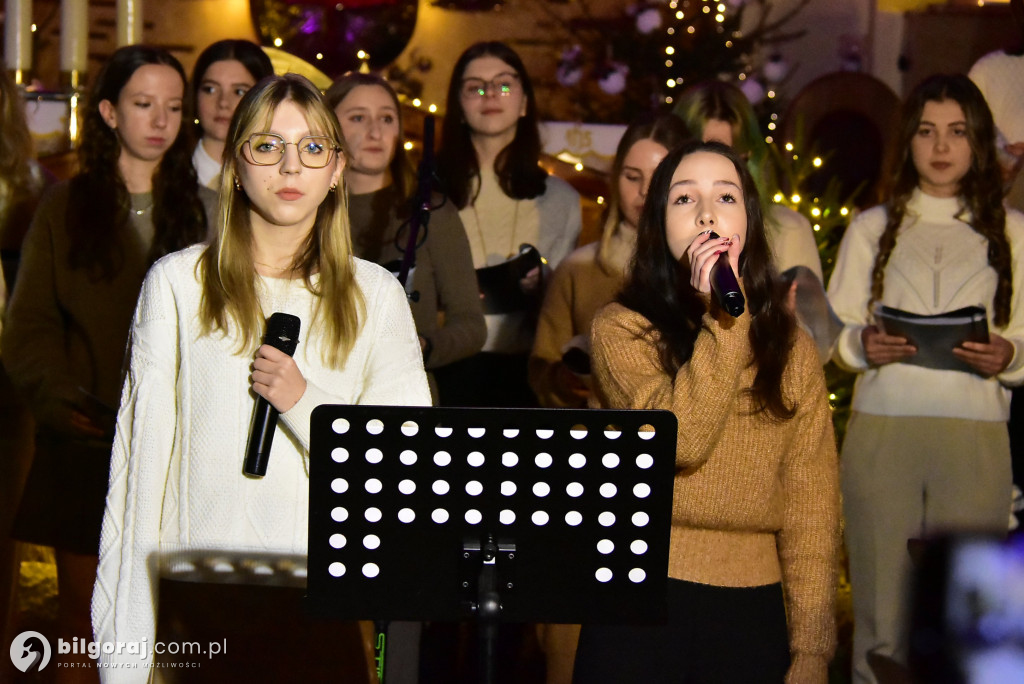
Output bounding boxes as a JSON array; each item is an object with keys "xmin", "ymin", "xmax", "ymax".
[{"xmin": 589, "ymin": 302, "xmax": 840, "ymax": 684}]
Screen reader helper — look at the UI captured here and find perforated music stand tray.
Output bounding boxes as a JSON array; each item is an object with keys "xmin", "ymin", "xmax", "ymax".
[{"xmin": 307, "ymin": 405, "xmax": 675, "ymax": 628}]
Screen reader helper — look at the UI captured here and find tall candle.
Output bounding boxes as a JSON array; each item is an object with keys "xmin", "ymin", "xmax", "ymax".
[
  {"xmin": 116, "ymin": 0, "xmax": 143, "ymax": 47},
  {"xmin": 60, "ymin": 0, "xmax": 88, "ymax": 74},
  {"xmin": 4, "ymin": 0, "xmax": 33, "ymax": 74}
]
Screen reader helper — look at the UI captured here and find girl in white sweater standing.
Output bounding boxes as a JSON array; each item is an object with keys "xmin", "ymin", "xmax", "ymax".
[
  {"xmin": 91, "ymin": 74, "xmax": 430, "ymax": 681},
  {"xmin": 828, "ymin": 73, "xmax": 1024, "ymax": 684}
]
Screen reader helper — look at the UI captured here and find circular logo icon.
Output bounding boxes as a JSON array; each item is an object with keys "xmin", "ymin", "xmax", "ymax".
[{"xmin": 10, "ymin": 631, "xmax": 51, "ymax": 673}]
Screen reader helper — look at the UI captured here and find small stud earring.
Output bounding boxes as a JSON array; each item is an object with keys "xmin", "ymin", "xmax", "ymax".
[
  {"xmin": 234, "ymin": 177, "xmax": 242, "ymax": 191},
  {"xmin": 330, "ymin": 183, "xmax": 337, "ymax": 192}
]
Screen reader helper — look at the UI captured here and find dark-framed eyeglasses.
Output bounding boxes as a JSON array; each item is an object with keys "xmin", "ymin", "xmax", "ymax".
[{"xmin": 242, "ymin": 132, "xmax": 340, "ymax": 169}]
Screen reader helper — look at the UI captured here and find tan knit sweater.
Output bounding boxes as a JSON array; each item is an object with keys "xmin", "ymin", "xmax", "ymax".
[{"xmin": 589, "ymin": 302, "xmax": 840, "ymax": 683}]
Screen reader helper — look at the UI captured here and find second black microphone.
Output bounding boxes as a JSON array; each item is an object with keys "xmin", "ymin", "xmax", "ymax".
[
  {"xmin": 244, "ymin": 312, "xmax": 301, "ymax": 478},
  {"xmin": 706, "ymin": 231, "xmax": 745, "ymax": 317}
]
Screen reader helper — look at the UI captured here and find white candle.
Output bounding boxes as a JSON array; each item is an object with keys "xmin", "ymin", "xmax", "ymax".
[
  {"xmin": 116, "ymin": 0, "xmax": 143, "ymax": 47},
  {"xmin": 60, "ymin": 0, "xmax": 88, "ymax": 73},
  {"xmin": 4, "ymin": 0, "xmax": 33, "ymax": 73}
]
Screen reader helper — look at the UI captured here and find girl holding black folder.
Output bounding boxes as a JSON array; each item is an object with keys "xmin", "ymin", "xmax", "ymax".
[
  {"xmin": 434, "ymin": 42, "xmax": 581, "ymax": 408},
  {"xmin": 827, "ymin": 73, "xmax": 1024, "ymax": 684}
]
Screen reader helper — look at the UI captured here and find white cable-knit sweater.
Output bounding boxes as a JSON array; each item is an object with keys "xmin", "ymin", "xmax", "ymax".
[
  {"xmin": 827, "ymin": 190, "xmax": 1024, "ymax": 420},
  {"xmin": 91, "ymin": 245, "xmax": 431, "ymax": 681}
]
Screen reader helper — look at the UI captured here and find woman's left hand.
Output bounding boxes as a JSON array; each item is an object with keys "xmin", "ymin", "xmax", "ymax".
[
  {"xmin": 252, "ymin": 344, "xmax": 307, "ymax": 412},
  {"xmin": 953, "ymin": 333, "xmax": 1015, "ymax": 378}
]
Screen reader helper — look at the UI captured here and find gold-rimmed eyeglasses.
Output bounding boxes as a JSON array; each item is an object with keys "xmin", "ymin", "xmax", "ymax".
[
  {"xmin": 241, "ymin": 133, "xmax": 340, "ymax": 169},
  {"xmin": 459, "ymin": 72, "xmax": 521, "ymax": 100}
]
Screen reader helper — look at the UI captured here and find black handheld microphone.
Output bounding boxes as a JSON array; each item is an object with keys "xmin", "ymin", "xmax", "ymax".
[
  {"xmin": 244, "ymin": 312, "xmax": 301, "ymax": 478},
  {"xmin": 706, "ymin": 231, "xmax": 745, "ymax": 317}
]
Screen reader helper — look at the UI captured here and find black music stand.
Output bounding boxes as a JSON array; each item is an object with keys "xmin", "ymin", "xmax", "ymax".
[{"xmin": 306, "ymin": 406, "xmax": 677, "ymax": 684}]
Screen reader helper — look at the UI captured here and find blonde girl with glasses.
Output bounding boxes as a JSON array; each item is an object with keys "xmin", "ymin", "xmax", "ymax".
[
  {"xmin": 434, "ymin": 41, "xmax": 581, "ymax": 409},
  {"xmin": 91, "ymin": 74, "xmax": 430, "ymax": 678}
]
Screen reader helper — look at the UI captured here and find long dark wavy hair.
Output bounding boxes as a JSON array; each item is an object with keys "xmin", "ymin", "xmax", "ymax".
[
  {"xmin": 324, "ymin": 71, "xmax": 416, "ymax": 208},
  {"xmin": 437, "ymin": 41, "xmax": 547, "ymax": 209},
  {"xmin": 871, "ymin": 74, "xmax": 1011, "ymax": 326},
  {"xmin": 190, "ymin": 39, "xmax": 274, "ymax": 139},
  {"xmin": 618, "ymin": 140, "xmax": 796, "ymax": 420},
  {"xmin": 70, "ymin": 45, "xmax": 206, "ymax": 279}
]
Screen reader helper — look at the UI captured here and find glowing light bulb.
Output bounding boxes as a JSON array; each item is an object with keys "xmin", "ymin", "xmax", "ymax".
[
  {"xmin": 813, "ymin": 157, "xmax": 823, "ymax": 167},
  {"xmin": 428, "ymin": 104, "xmax": 437, "ymax": 113},
  {"xmin": 574, "ymin": 162, "xmax": 584, "ymax": 172},
  {"xmin": 790, "ymin": 194, "xmax": 801, "ymax": 204},
  {"xmin": 840, "ymin": 207, "xmax": 849, "ymax": 216},
  {"xmin": 274, "ymin": 38, "xmax": 283, "ymax": 47},
  {"xmin": 785, "ymin": 142, "xmax": 794, "ymax": 151},
  {"xmin": 404, "ymin": 142, "xmax": 413, "ymax": 151}
]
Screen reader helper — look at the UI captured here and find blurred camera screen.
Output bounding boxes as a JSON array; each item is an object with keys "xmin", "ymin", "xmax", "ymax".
[{"xmin": 946, "ymin": 535, "xmax": 1024, "ymax": 683}]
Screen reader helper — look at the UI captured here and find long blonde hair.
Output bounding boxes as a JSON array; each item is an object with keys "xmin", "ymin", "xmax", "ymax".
[{"xmin": 199, "ymin": 73, "xmax": 364, "ymax": 369}]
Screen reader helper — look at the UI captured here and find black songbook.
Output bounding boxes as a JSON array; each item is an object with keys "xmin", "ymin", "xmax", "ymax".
[
  {"xmin": 476, "ymin": 243, "xmax": 543, "ymax": 314},
  {"xmin": 873, "ymin": 304, "xmax": 989, "ymax": 374}
]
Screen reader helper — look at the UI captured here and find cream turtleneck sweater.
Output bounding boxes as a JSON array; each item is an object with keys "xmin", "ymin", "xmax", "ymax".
[{"xmin": 828, "ymin": 189, "xmax": 1024, "ymax": 419}]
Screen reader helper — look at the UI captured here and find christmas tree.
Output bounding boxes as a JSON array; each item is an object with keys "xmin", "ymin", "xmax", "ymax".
[{"xmin": 523, "ymin": 0, "xmax": 811, "ymax": 125}]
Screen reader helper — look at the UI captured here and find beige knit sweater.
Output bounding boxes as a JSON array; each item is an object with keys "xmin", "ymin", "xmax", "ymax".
[{"xmin": 589, "ymin": 302, "xmax": 840, "ymax": 683}]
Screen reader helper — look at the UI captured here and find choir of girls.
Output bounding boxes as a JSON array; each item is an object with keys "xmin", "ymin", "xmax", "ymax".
[{"xmin": 0, "ymin": 32, "xmax": 1020, "ymax": 684}]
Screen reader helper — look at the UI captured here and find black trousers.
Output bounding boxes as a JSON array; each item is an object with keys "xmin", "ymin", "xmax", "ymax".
[{"xmin": 572, "ymin": 579, "xmax": 790, "ymax": 684}]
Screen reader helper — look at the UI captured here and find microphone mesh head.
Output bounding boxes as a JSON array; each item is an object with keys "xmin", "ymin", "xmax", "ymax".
[{"xmin": 264, "ymin": 312, "xmax": 301, "ymax": 356}]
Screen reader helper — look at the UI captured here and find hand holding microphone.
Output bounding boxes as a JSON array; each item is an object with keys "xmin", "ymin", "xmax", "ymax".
[
  {"xmin": 245, "ymin": 312, "xmax": 302, "ymax": 478},
  {"xmin": 689, "ymin": 230, "xmax": 745, "ymax": 317}
]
